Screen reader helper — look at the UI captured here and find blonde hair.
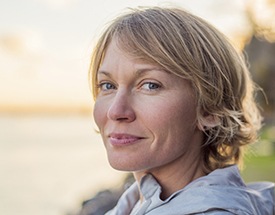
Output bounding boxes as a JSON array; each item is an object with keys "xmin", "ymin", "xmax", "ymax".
[{"xmin": 89, "ymin": 7, "xmax": 262, "ymax": 173}]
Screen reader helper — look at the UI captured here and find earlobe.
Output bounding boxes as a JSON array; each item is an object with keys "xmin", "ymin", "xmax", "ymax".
[{"xmin": 197, "ymin": 114, "xmax": 220, "ymax": 131}]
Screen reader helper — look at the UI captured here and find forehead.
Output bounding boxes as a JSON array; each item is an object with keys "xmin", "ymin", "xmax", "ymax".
[{"xmin": 99, "ymin": 38, "xmax": 159, "ymax": 72}]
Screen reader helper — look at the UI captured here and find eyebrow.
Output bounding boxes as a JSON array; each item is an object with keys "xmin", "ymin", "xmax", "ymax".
[
  {"xmin": 135, "ymin": 67, "xmax": 169, "ymax": 76},
  {"xmin": 97, "ymin": 70, "xmax": 112, "ymax": 77},
  {"xmin": 97, "ymin": 67, "xmax": 169, "ymax": 78}
]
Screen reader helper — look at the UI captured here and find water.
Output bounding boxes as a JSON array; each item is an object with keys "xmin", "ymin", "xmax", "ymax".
[{"xmin": 0, "ymin": 114, "xmax": 124, "ymax": 215}]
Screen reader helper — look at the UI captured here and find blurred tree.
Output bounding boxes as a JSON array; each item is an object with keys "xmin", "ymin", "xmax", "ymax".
[
  {"xmin": 245, "ymin": 38, "xmax": 275, "ymax": 121},
  {"xmin": 243, "ymin": 0, "xmax": 275, "ymax": 122},
  {"xmin": 245, "ymin": 0, "xmax": 275, "ymax": 42}
]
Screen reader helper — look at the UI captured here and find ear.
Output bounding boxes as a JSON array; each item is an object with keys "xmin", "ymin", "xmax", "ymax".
[{"xmin": 197, "ymin": 114, "xmax": 220, "ymax": 131}]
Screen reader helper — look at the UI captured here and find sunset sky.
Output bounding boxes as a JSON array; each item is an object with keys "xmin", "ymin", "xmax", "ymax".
[{"xmin": 0, "ymin": 0, "xmax": 251, "ymax": 112}]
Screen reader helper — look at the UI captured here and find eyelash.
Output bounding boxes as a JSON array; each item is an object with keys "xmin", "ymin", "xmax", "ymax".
[{"xmin": 96, "ymin": 81, "xmax": 162, "ymax": 92}]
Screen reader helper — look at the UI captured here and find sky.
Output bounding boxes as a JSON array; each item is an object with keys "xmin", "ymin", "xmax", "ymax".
[{"xmin": 0, "ymin": 0, "xmax": 250, "ymax": 113}]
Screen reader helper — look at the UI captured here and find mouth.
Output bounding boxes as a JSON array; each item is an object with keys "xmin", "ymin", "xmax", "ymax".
[{"xmin": 108, "ymin": 133, "xmax": 144, "ymax": 146}]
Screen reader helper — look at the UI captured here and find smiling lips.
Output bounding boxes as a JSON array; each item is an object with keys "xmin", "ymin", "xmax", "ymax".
[{"xmin": 108, "ymin": 133, "xmax": 144, "ymax": 146}]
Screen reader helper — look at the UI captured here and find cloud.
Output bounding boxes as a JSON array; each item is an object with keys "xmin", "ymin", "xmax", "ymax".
[
  {"xmin": 0, "ymin": 31, "xmax": 44, "ymax": 56},
  {"xmin": 0, "ymin": 35, "xmax": 25, "ymax": 55},
  {"xmin": 31, "ymin": 0, "xmax": 79, "ymax": 10}
]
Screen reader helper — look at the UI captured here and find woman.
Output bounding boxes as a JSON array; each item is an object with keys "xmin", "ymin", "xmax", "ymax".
[{"xmin": 90, "ymin": 7, "xmax": 274, "ymax": 214}]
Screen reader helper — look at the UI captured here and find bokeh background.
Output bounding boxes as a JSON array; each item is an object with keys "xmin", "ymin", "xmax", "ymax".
[{"xmin": 1, "ymin": 0, "xmax": 274, "ymax": 215}]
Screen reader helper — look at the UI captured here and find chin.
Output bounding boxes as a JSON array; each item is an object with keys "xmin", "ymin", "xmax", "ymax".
[
  {"xmin": 108, "ymin": 158, "xmax": 144, "ymax": 172},
  {"xmin": 110, "ymin": 162, "xmax": 136, "ymax": 172}
]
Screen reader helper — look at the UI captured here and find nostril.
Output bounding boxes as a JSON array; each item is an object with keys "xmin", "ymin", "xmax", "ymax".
[
  {"xmin": 108, "ymin": 108, "xmax": 136, "ymax": 122},
  {"xmin": 116, "ymin": 117, "xmax": 130, "ymax": 121}
]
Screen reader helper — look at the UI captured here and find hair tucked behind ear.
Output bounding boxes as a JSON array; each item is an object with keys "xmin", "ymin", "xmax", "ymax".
[{"xmin": 89, "ymin": 6, "xmax": 262, "ymax": 173}]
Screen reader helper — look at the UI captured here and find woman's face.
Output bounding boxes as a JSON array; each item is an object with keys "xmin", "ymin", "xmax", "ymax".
[{"xmin": 93, "ymin": 39, "xmax": 204, "ymax": 174}]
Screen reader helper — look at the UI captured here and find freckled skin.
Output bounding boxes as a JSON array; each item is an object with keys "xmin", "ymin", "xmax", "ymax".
[{"xmin": 93, "ymin": 39, "xmax": 205, "ymax": 197}]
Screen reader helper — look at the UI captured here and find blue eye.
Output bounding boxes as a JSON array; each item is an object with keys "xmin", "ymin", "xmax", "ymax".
[
  {"xmin": 99, "ymin": 82, "xmax": 116, "ymax": 91},
  {"xmin": 142, "ymin": 82, "xmax": 161, "ymax": 90}
]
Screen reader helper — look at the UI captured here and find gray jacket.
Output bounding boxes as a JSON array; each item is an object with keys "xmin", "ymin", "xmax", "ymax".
[{"xmin": 106, "ymin": 165, "xmax": 274, "ymax": 215}]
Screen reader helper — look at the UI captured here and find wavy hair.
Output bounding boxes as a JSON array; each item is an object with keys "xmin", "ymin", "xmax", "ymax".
[{"xmin": 89, "ymin": 7, "xmax": 262, "ymax": 173}]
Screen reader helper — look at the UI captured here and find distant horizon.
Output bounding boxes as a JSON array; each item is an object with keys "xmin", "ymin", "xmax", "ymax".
[{"xmin": 0, "ymin": 103, "xmax": 93, "ymax": 115}]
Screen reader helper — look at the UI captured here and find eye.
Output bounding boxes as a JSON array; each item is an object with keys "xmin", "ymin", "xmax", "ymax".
[
  {"xmin": 141, "ymin": 82, "xmax": 161, "ymax": 90},
  {"xmin": 98, "ymin": 82, "xmax": 116, "ymax": 91}
]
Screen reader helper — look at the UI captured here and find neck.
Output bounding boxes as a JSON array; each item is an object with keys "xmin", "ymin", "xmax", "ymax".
[{"xmin": 133, "ymin": 151, "xmax": 205, "ymax": 201}]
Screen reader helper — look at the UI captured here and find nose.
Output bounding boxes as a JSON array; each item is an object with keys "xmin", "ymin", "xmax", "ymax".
[{"xmin": 107, "ymin": 91, "xmax": 136, "ymax": 122}]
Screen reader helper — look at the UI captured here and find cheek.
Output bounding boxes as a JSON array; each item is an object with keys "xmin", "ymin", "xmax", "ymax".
[
  {"xmin": 141, "ymin": 98, "xmax": 197, "ymax": 140},
  {"xmin": 93, "ymin": 100, "xmax": 106, "ymax": 130},
  {"xmin": 156, "ymin": 99, "xmax": 197, "ymax": 126}
]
